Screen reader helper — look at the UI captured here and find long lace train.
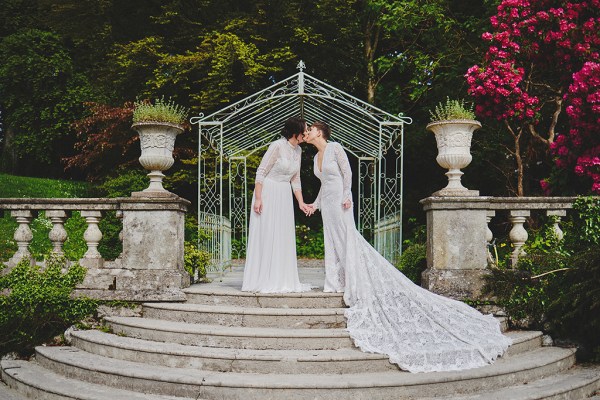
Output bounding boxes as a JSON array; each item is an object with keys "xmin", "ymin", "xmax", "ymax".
[{"xmin": 342, "ymin": 228, "xmax": 512, "ymax": 373}]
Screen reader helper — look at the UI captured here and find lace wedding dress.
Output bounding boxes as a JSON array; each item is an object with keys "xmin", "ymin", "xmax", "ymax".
[
  {"xmin": 242, "ymin": 138, "xmax": 311, "ymax": 293},
  {"xmin": 312, "ymin": 142, "xmax": 512, "ymax": 373}
]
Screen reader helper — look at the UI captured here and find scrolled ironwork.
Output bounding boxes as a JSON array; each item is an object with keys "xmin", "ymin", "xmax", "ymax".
[{"xmin": 193, "ymin": 64, "xmax": 411, "ymax": 269}]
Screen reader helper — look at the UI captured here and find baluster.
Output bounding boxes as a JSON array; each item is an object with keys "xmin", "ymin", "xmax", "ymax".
[
  {"xmin": 509, "ymin": 210, "xmax": 530, "ymax": 266},
  {"xmin": 485, "ymin": 210, "xmax": 495, "ymax": 244},
  {"xmin": 547, "ymin": 210, "xmax": 566, "ymax": 241},
  {"xmin": 80, "ymin": 210, "xmax": 104, "ymax": 268},
  {"xmin": 8, "ymin": 210, "xmax": 35, "ymax": 267},
  {"xmin": 116, "ymin": 210, "xmax": 124, "ymax": 243},
  {"xmin": 485, "ymin": 210, "xmax": 495, "ymax": 265},
  {"xmin": 46, "ymin": 210, "xmax": 68, "ymax": 255}
]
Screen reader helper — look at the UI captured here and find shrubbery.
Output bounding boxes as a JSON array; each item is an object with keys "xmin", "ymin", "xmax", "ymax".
[
  {"xmin": 396, "ymin": 243, "xmax": 426, "ymax": 284},
  {"xmin": 0, "ymin": 254, "xmax": 98, "ymax": 357},
  {"xmin": 296, "ymin": 224, "xmax": 324, "ymax": 258},
  {"xmin": 395, "ymin": 220, "xmax": 427, "ymax": 284},
  {"xmin": 184, "ymin": 242, "xmax": 211, "ymax": 282},
  {"xmin": 484, "ymin": 197, "xmax": 600, "ymax": 362}
]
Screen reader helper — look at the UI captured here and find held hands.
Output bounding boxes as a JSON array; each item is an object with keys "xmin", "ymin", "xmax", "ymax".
[
  {"xmin": 342, "ymin": 199, "xmax": 352, "ymax": 209},
  {"xmin": 300, "ymin": 203, "xmax": 316, "ymax": 216}
]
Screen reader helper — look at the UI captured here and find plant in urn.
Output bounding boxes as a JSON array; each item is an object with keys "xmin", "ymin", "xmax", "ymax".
[
  {"xmin": 426, "ymin": 98, "xmax": 481, "ymax": 196},
  {"xmin": 131, "ymin": 97, "xmax": 189, "ymax": 197}
]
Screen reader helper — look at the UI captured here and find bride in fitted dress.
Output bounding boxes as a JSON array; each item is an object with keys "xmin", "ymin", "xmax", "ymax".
[
  {"xmin": 305, "ymin": 121, "xmax": 512, "ymax": 373},
  {"xmin": 242, "ymin": 117, "xmax": 312, "ymax": 293}
]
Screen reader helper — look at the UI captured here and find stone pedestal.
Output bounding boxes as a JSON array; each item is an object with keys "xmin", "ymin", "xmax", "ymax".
[
  {"xmin": 420, "ymin": 196, "xmax": 491, "ymax": 300},
  {"xmin": 78, "ymin": 196, "xmax": 190, "ymax": 301}
]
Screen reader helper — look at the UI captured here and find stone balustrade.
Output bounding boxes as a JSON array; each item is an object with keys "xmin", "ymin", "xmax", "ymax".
[
  {"xmin": 485, "ymin": 197, "xmax": 575, "ymax": 266},
  {"xmin": 0, "ymin": 197, "xmax": 191, "ymax": 301},
  {"xmin": 420, "ymin": 196, "xmax": 576, "ymax": 300}
]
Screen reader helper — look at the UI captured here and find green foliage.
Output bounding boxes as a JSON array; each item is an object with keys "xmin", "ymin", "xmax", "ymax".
[
  {"xmin": 296, "ymin": 225, "xmax": 325, "ymax": 258},
  {"xmin": 105, "ymin": 36, "xmax": 167, "ymax": 101},
  {"xmin": 150, "ymin": 30, "xmax": 293, "ymax": 110},
  {"xmin": 396, "ymin": 219, "xmax": 427, "ymax": 284},
  {"xmin": 97, "ymin": 212, "xmax": 123, "ymax": 261},
  {"xmin": 21, "ymin": 212, "xmax": 87, "ymax": 262},
  {"xmin": 184, "ymin": 214, "xmax": 211, "ymax": 244},
  {"xmin": 0, "ymin": 254, "xmax": 98, "ymax": 357},
  {"xmin": 133, "ymin": 96, "xmax": 189, "ymax": 125},
  {"xmin": 231, "ymin": 238, "xmax": 247, "ymax": 259},
  {"xmin": 429, "ymin": 97, "xmax": 476, "ymax": 122},
  {"xmin": 184, "ymin": 242, "xmax": 211, "ymax": 282},
  {"xmin": 567, "ymin": 196, "xmax": 600, "ymax": 246},
  {"xmin": 95, "ymin": 168, "xmax": 149, "ymax": 198},
  {"xmin": 0, "ymin": 173, "xmax": 89, "ymax": 198},
  {"xmin": 0, "ymin": 29, "xmax": 94, "ymax": 175},
  {"xmin": 484, "ymin": 197, "xmax": 600, "ymax": 361},
  {"xmin": 396, "ymin": 244, "xmax": 427, "ymax": 285},
  {"xmin": 0, "ymin": 174, "xmax": 90, "ymax": 261},
  {"xmin": 483, "ymin": 226, "xmax": 568, "ymax": 328}
]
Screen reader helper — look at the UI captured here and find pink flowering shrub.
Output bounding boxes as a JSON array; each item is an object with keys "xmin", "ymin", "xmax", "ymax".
[
  {"xmin": 554, "ymin": 62, "xmax": 600, "ymax": 192},
  {"xmin": 467, "ymin": 0, "xmax": 600, "ymax": 193}
]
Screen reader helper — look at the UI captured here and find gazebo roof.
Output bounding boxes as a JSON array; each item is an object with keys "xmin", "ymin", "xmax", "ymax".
[{"xmin": 191, "ymin": 61, "xmax": 412, "ymax": 158}]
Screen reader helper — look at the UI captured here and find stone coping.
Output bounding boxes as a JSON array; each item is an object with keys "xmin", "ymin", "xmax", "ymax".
[
  {"xmin": 421, "ymin": 196, "xmax": 580, "ymax": 211},
  {"xmin": 0, "ymin": 196, "xmax": 190, "ymax": 212}
]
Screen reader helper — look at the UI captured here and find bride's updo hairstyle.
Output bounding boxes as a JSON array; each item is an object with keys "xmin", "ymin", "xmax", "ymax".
[
  {"xmin": 281, "ymin": 117, "xmax": 307, "ymax": 139},
  {"xmin": 310, "ymin": 121, "xmax": 331, "ymax": 141}
]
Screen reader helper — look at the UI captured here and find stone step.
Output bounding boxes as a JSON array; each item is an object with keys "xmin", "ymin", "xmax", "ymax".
[
  {"xmin": 0, "ymin": 359, "xmax": 185, "ymax": 400},
  {"xmin": 142, "ymin": 302, "xmax": 347, "ymax": 329},
  {"xmin": 71, "ymin": 329, "xmax": 398, "ymax": 374},
  {"xmin": 183, "ymin": 285, "xmax": 345, "ymax": 308},
  {"xmin": 0, "ymin": 381, "xmax": 27, "ymax": 400},
  {"xmin": 33, "ymin": 345, "xmax": 576, "ymax": 400},
  {"xmin": 72, "ymin": 329, "xmax": 541, "ymax": 375},
  {"xmin": 504, "ymin": 330, "xmax": 542, "ymax": 356},
  {"xmin": 105, "ymin": 316, "xmax": 354, "ymax": 350},
  {"xmin": 429, "ymin": 365, "xmax": 600, "ymax": 400}
]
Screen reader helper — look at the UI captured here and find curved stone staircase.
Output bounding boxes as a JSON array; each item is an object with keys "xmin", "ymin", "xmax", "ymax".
[{"xmin": 1, "ymin": 267, "xmax": 600, "ymax": 399}]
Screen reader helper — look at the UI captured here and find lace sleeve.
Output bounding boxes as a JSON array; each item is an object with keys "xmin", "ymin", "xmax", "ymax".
[
  {"xmin": 290, "ymin": 146, "xmax": 302, "ymax": 192},
  {"xmin": 334, "ymin": 143, "xmax": 352, "ymax": 203},
  {"xmin": 255, "ymin": 141, "xmax": 280, "ymax": 184}
]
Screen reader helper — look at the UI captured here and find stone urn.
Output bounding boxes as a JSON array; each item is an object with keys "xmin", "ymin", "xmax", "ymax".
[
  {"xmin": 426, "ymin": 119, "xmax": 481, "ymax": 196},
  {"xmin": 131, "ymin": 121, "xmax": 184, "ymax": 195}
]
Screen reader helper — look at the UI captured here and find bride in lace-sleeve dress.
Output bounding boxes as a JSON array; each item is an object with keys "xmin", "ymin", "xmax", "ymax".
[
  {"xmin": 241, "ymin": 117, "xmax": 312, "ymax": 293},
  {"xmin": 305, "ymin": 121, "xmax": 512, "ymax": 373}
]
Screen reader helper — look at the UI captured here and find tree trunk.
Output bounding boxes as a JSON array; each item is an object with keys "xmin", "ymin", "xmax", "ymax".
[
  {"xmin": 505, "ymin": 121, "xmax": 525, "ymax": 196},
  {"xmin": 363, "ymin": 7, "xmax": 380, "ymax": 105},
  {"xmin": 1, "ymin": 127, "xmax": 18, "ymax": 173},
  {"xmin": 514, "ymin": 130, "xmax": 524, "ymax": 197}
]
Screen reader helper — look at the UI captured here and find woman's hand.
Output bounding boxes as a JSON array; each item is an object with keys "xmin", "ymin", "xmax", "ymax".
[
  {"xmin": 342, "ymin": 199, "xmax": 352, "ymax": 209},
  {"xmin": 302, "ymin": 203, "xmax": 316, "ymax": 216},
  {"xmin": 299, "ymin": 202, "xmax": 313, "ymax": 216},
  {"xmin": 253, "ymin": 198, "xmax": 263, "ymax": 214}
]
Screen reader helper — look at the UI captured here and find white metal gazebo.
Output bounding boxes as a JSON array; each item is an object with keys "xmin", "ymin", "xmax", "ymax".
[{"xmin": 191, "ymin": 61, "xmax": 411, "ymax": 270}]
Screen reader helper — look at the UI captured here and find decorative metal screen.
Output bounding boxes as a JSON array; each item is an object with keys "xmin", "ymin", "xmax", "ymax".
[{"xmin": 192, "ymin": 61, "xmax": 411, "ymax": 271}]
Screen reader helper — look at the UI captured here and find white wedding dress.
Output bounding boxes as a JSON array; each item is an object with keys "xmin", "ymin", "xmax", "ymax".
[
  {"xmin": 312, "ymin": 142, "xmax": 512, "ymax": 373},
  {"xmin": 242, "ymin": 138, "xmax": 311, "ymax": 293}
]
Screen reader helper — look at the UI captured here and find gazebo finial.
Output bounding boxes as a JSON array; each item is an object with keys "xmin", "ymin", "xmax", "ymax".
[{"xmin": 297, "ymin": 60, "xmax": 306, "ymax": 72}]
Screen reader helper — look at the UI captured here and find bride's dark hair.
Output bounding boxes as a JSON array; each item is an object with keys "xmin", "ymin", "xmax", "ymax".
[
  {"xmin": 310, "ymin": 121, "xmax": 331, "ymax": 141},
  {"xmin": 280, "ymin": 117, "xmax": 306, "ymax": 139}
]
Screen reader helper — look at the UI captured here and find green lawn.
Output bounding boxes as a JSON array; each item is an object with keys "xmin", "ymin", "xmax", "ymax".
[
  {"xmin": 0, "ymin": 173, "xmax": 90, "ymax": 261},
  {"xmin": 0, "ymin": 173, "xmax": 89, "ymax": 198}
]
